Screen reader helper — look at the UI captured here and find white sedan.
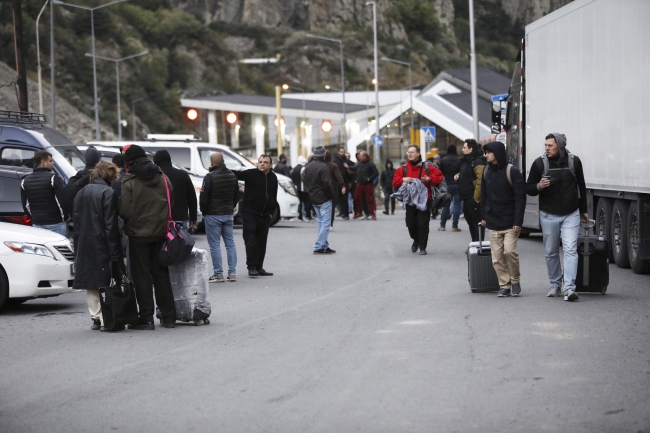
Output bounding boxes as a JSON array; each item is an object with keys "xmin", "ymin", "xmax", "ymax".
[{"xmin": 0, "ymin": 222, "xmax": 76, "ymax": 309}]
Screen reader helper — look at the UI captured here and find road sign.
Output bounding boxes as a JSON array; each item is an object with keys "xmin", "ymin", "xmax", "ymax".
[
  {"xmin": 421, "ymin": 126, "xmax": 436, "ymax": 143},
  {"xmin": 371, "ymin": 135, "xmax": 384, "ymax": 147}
]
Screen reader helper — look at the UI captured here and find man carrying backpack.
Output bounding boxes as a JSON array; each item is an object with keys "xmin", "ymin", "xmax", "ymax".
[
  {"xmin": 525, "ymin": 133, "xmax": 588, "ymax": 302},
  {"xmin": 392, "ymin": 145, "xmax": 443, "ymax": 255},
  {"xmin": 66, "ymin": 147, "xmax": 101, "ymax": 215},
  {"xmin": 480, "ymin": 141, "xmax": 526, "ymax": 297}
]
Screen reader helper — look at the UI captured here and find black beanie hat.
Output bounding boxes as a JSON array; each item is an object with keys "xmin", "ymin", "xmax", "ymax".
[
  {"xmin": 153, "ymin": 149, "xmax": 171, "ymax": 165},
  {"xmin": 123, "ymin": 144, "xmax": 147, "ymax": 162}
]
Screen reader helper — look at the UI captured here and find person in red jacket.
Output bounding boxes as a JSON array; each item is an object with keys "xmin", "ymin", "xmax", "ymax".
[{"xmin": 393, "ymin": 145, "xmax": 443, "ymax": 254}]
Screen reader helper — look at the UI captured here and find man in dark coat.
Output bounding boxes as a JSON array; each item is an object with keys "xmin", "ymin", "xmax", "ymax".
[
  {"xmin": 438, "ymin": 144, "xmax": 462, "ymax": 231},
  {"xmin": 350, "ymin": 151, "xmax": 379, "ymax": 220},
  {"xmin": 332, "ymin": 147, "xmax": 351, "ymax": 219},
  {"xmin": 380, "ymin": 159, "xmax": 396, "ymax": 215},
  {"xmin": 304, "ymin": 146, "xmax": 335, "ymax": 254},
  {"xmin": 235, "ymin": 155, "xmax": 278, "ymax": 278},
  {"xmin": 290, "ymin": 155, "xmax": 311, "ymax": 222},
  {"xmin": 455, "ymin": 139, "xmax": 486, "ymax": 242},
  {"xmin": 153, "ymin": 150, "xmax": 197, "ymax": 230},
  {"xmin": 480, "ymin": 141, "xmax": 526, "ymax": 298},
  {"xmin": 66, "ymin": 147, "xmax": 101, "ymax": 216},
  {"xmin": 73, "ymin": 161, "xmax": 122, "ymax": 331},
  {"xmin": 273, "ymin": 153, "xmax": 291, "ymax": 177},
  {"xmin": 324, "ymin": 151, "xmax": 345, "ymax": 228}
]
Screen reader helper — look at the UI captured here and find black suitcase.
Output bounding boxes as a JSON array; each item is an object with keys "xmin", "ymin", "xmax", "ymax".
[
  {"xmin": 467, "ymin": 225, "xmax": 500, "ymax": 293},
  {"xmin": 575, "ymin": 220, "xmax": 609, "ymax": 294}
]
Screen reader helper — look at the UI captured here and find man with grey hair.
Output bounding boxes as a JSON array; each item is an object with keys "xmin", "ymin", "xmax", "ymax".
[
  {"xmin": 526, "ymin": 132, "xmax": 588, "ymax": 302},
  {"xmin": 304, "ymin": 146, "xmax": 335, "ymax": 254}
]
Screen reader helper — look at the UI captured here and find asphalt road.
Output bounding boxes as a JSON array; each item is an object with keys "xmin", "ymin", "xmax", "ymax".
[{"xmin": 1, "ymin": 213, "xmax": 649, "ymax": 433}]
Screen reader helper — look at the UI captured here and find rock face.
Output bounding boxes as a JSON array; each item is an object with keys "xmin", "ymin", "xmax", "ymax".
[{"xmin": 499, "ymin": 0, "xmax": 574, "ymax": 25}]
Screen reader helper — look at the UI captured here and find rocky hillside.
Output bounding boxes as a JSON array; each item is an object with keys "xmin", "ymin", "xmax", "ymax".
[{"xmin": 0, "ymin": 0, "xmax": 572, "ymax": 142}]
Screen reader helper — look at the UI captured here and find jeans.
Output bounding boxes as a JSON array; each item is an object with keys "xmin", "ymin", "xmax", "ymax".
[
  {"xmin": 241, "ymin": 212, "xmax": 270, "ymax": 270},
  {"xmin": 540, "ymin": 210, "xmax": 580, "ymax": 292},
  {"xmin": 204, "ymin": 214, "xmax": 237, "ymax": 276},
  {"xmin": 489, "ymin": 228, "xmax": 520, "ymax": 289},
  {"xmin": 313, "ymin": 201, "xmax": 332, "ymax": 251},
  {"xmin": 348, "ymin": 191, "xmax": 353, "ymax": 213},
  {"xmin": 440, "ymin": 184, "xmax": 461, "ymax": 228},
  {"xmin": 34, "ymin": 222, "xmax": 66, "ymax": 237}
]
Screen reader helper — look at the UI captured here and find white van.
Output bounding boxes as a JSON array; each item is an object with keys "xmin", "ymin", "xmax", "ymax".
[{"xmin": 89, "ymin": 139, "xmax": 299, "ymax": 226}]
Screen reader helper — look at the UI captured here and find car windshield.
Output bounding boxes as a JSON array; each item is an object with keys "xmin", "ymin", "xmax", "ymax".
[
  {"xmin": 198, "ymin": 148, "xmax": 255, "ymax": 171},
  {"xmin": 49, "ymin": 146, "xmax": 83, "ymax": 178}
]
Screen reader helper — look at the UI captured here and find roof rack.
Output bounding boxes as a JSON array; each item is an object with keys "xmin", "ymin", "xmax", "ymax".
[
  {"xmin": 146, "ymin": 134, "xmax": 200, "ymax": 143},
  {"xmin": 0, "ymin": 110, "xmax": 47, "ymax": 126}
]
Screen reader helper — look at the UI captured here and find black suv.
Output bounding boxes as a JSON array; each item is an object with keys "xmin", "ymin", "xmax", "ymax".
[{"xmin": 0, "ymin": 111, "xmax": 81, "ymax": 226}]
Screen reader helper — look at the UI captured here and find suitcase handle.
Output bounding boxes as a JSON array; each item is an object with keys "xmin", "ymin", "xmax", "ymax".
[
  {"xmin": 478, "ymin": 223, "xmax": 486, "ymax": 255},
  {"xmin": 581, "ymin": 219, "xmax": 595, "ymax": 287}
]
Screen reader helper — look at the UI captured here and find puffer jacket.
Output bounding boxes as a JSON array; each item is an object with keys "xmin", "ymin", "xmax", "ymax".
[
  {"xmin": 200, "ymin": 164, "xmax": 239, "ymax": 216},
  {"xmin": 20, "ymin": 168, "xmax": 68, "ymax": 225},
  {"xmin": 119, "ymin": 161, "xmax": 172, "ymax": 243},
  {"xmin": 352, "ymin": 159, "xmax": 379, "ymax": 185},
  {"xmin": 73, "ymin": 178, "xmax": 121, "ymax": 290}
]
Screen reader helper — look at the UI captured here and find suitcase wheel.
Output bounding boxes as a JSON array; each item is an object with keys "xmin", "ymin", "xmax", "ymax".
[
  {"xmin": 601, "ymin": 287, "xmax": 607, "ymax": 295},
  {"xmin": 471, "ymin": 289, "xmax": 477, "ymax": 293}
]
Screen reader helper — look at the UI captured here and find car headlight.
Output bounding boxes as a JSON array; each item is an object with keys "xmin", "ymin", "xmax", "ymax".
[
  {"xmin": 279, "ymin": 180, "xmax": 297, "ymax": 196},
  {"xmin": 4, "ymin": 241, "xmax": 56, "ymax": 260}
]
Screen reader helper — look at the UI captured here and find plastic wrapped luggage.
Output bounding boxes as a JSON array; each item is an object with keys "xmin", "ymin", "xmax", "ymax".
[
  {"xmin": 157, "ymin": 247, "xmax": 211, "ymax": 325},
  {"xmin": 466, "ymin": 225, "xmax": 500, "ymax": 293},
  {"xmin": 575, "ymin": 220, "xmax": 609, "ymax": 294}
]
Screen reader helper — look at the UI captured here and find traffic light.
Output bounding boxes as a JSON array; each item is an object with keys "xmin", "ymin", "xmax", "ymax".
[{"xmin": 185, "ymin": 108, "xmax": 199, "ymax": 122}]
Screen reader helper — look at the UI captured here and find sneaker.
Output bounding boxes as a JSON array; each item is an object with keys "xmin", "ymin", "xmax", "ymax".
[
  {"xmin": 325, "ymin": 247, "xmax": 336, "ymax": 254},
  {"xmin": 314, "ymin": 248, "xmax": 332, "ymax": 254},
  {"xmin": 547, "ymin": 287, "xmax": 561, "ymax": 297},
  {"xmin": 160, "ymin": 321, "xmax": 176, "ymax": 329},
  {"xmin": 451, "ymin": 227, "xmax": 462, "ymax": 232},
  {"xmin": 257, "ymin": 268, "xmax": 273, "ymax": 276},
  {"xmin": 419, "ymin": 249, "xmax": 427, "ymax": 255},
  {"xmin": 438, "ymin": 227, "xmax": 446, "ymax": 231},
  {"xmin": 370, "ymin": 214, "xmax": 377, "ymax": 220},
  {"xmin": 209, "ymin": 274, "xmax": 224, "ymax": 283},
  {"xmin": 497, "ymin": 288, "xmax": 512, "ymax": 297},
  {"xmin": 353, "ymin": 213, "xmax": 363, "ymax": 219},
  {"xmin": 511, "ymin": 282, "xmax": 522, "ymax": 296},
  {"xmin": 226, "ymin": 274, "xmax": 236, "ymax": 282},
  {"xmin": 91, "ymin": 319, "xmax": 102, "ymax": 331},
  {"xmin": 100, "ymin": 325, "xmax": 125, "ymax": 332},
  {"xmin": 341, "ymin": 216, "xmax": 349, "ymax": 220},
  {"xmin": 382, "ymin": 210, "xmax": 388, "ymax": 215},
  {"xmin": 564, "ymin": 290, "xmax": 579, "ymax": 302},
  {"xmin": 411, "ymin": 241, "xmax": 418, "ymax": 253},
  {"xmin": 248, "ymin": 269, "xmax": 259, "ymax": 278},
  {"xmin": 128, "ymin": 322, "xmax": 155, "ymax": 330}
]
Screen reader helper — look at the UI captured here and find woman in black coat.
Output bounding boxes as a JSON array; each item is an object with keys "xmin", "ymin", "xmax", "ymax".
[
  {"xmin": 73, "ymin": 161, "xmax": 122, "ymax": 331},
  {"xmin": 380, "ymin": 160, "xmax": 396, "ymax": 215}
]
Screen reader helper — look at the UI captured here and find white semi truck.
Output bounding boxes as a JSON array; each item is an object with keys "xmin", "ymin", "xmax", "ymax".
[{"xmin": 492, "ymin": 0, "xmax": 650, "ymax": 274}]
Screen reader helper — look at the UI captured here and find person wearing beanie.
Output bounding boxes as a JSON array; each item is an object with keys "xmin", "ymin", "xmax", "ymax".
[
  {"xmin": 525, "ymin": 132, "xmax": 588, "ymax": 302},
  {"xmin": 119, "ymin": 144, "xmax": 177, "ymax": 329},
  {"xmin": 290, "ymin": 155, "xmax": 312, "ymax": 222},
  {"xmin": 324, "ymin": 151, "xmax": 345, "ymax": 228},
  {"xmin": 66, "ymin": 146, "xmax": 102, "ymax": 216},
  {"xmin": 438, "ymin": 144, "xmax": 462, "ymax": 232},
  {"xmin": 235, "ymin": 154, "xmax": 278, "ymax": 277},
  {"xmin": 153, "ymin": 150, "xmax": 197, "ymax": 230},
  {"xmin": 480, "ymin": 141, "xmax": 526, "ymax": 297},
  {"xmin": 304, "ymin": 146, "xmax": 336, "ymax": 254}
]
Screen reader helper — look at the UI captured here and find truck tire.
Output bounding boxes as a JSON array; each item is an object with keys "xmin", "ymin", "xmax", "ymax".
[
  {"xmin": 0, "ymin": 266, "xmax": 8, "ymax": 311},
  {"xmin": 270, "ymin": 207, "xmax": 281, "ymax": 227},
  {"xmin": 595, "ymin": 198, "xmax": 614, "ymax": 261},
  {"xmin": 612, "ymin": 199, "xmax": 630, "ymax": 268},
  {"xmin": 627, "ymin": 201, "xmax": 650, "ymax": 274}
]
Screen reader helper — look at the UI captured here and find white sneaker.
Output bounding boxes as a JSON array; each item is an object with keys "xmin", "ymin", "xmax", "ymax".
[
  {"xmin": 564, "ymin": 290, "xmax": 579, "ymax": 302},
  {"xmin": 547, "ymin": 287, "xmax": 561, "ymax": 297}
]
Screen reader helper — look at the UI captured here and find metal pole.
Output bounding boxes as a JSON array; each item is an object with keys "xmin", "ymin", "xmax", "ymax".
[
  {"xmin": 469, "ymin": 0, "xmax": 479, "ymax": 141},
  {"xmin": 409, "ymin": 63, "xmax": 414, "ymax": 136},
  {"xmin": 368, "ymin": 2, "xmax": 380, "ymax": 162},
  {"xmin": 275, "ymin": 85, "xmax": 283, "ymax": 156},
  {"xmin": 340, "ymin": 41, "xmax": 347, "ymax": 143},
  {"xmin": 132, "ymin": 100, "xmax": 136, "ymax": 140},
  {"xmin": 13, "ymin": 0, "xmax": 28, "ymax": 112},
  {"xmin": 36, "ymin": 0, "xmax": 49, "ymax": 115},
  {"xmin": 116, "ymin": 62, "xmax": 121, "ymax": 140},
  {"xmin": 50, "ymin": 0, "xmax": 55, "ymax": 127},
  {"xmin": 91, "ymin": 10, "xmax": 99, "ymax": 139}
]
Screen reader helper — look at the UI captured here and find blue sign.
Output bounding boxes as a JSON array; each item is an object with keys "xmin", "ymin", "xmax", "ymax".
[
  {"xmin": 421, "ymin": 126, "xmax": 436, "ymax": 143},
  {"xmin": 371, "ymin": 135, "xmax": 384, "ymax": 146},
  {"xmin": 491, "ymin": 93, "xmax": 508, "ymax": 102}
]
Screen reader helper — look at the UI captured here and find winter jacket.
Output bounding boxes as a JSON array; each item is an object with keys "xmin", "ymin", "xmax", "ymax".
[
  {"xmin": 324, "ymin": 151, "xmax": 344, "ymax": 191},
  {"xmin": 380, "ymin": 160, "xmax": 396, "ymax": 192},
  {"xmin": 20, "ymin": 168, "xmax": 68, "ymax": 225},
  {"xmin": 273, "ymin": 160, "xmax": 291, "ymax": 177},
  {"xmin": 480, "ymin": 142, "xmax": 526, "ymax": 230},
  {"xmin": 199, "ymin": 164, "xmax": 239, "ymax": 216},
  {"xmin": 439, "ymin": 154, "xmax": 461, "ymax": 185},
  {"xmin": 458, "ymin": 150, "xmax": 486, "ymax": 201},
  {"xmin": 72, "ymin": 178, "xmax": 121, "ymax": 290},
  {"xmin": 351, "ymin": 158, "xmax": 379, "ymax": 185},
  {"xmin": 154, "ymin": 151, "xmax": 198, "ymax": 222},
  {"xmin": 332, "ymin": 153, "xmax": 352, "ymax": 185},
  {"xmin": 65, "ymin": 147, "xmax": 101, "ymax": 215},
  {"xmin": 304, "ymin": 159, "xmax": 334, "ymax": 205},
  {"xmin": 119, "ymin": 161, "xmax": 172, "ymax": 243},
  {"xmin": 235, "ymin": 168, "xmax": 278, "ymax": 216},
  {"xmin": 392, "ymin": 157, "xmax": 444, "ymax": 199}
]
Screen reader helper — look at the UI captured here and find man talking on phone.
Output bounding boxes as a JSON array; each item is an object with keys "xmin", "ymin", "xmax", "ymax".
[{"xmin": 526, "ymin": 133, "xmax": 588, "ymax": 302}]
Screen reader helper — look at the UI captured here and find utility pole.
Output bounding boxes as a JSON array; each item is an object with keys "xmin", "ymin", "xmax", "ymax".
[
  {"xmin": 275, "ymin": 85, "xmax": 283, "ymax": 156},
  {"xmin": 367, "ymin": 1, "xmax": 380, "ymax": 162},
  {"xmin": 12, "ymin": 0, "xmax": 28, "ymax": 112},
  {"xmin": 469, "ymin": 0, "xmax": 479, "ymax": 141},
  {"xmin": 50, "ymin": 0, "xmax": 56, "ymax": 127}
]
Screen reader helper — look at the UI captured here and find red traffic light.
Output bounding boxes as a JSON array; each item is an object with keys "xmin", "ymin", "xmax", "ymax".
[{"xmin": 186, "ymin": 108, "xmax": 199, "ymax": 121}]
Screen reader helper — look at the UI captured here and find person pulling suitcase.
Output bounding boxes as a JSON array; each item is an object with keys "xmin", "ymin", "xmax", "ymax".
[{"xmin": 480, "ymin": 142, "xmax": 526, "ymax": 297}]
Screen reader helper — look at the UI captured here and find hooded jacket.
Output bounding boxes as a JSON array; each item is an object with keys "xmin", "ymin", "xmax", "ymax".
[
  {"xmin": 235, "ymin": 168, "xmax": 278, "ymax": 217},
  {"xmin": 153, "ymin": 150, "xmax": 197, "ymax": 222},
  {"xmin": 439, "ymin": 145, "xmax": 461, "ymax": 185},
  {"xmin": 380, "ymin": 160, "xmax": 396, "ymax": 192},
  {"xmin": 304, "ymin": 158, "xmax": 334, "ymax": 205},
  {"xmin": 525, "ymin": 132, "xmax": 588, "ymax": 216},
  {"xmin": 119, "ymin": 160, "xmax": 172, "ymax": 243},
  {"xmin": 458, "ymin": 149, "xmax": 486, "ymax": 201},
  {"xmin": 480, "ymin": 141, "xmax": 526, "ymax": 230},
  {"xmin": 392, "ymin": 156, "xmax": 444, "ymax": 199}
]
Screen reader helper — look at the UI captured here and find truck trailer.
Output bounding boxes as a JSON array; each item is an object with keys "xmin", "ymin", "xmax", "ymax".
[{"xmin": 493, "ymin": 0, "xmax": 650, "ymax": 274}]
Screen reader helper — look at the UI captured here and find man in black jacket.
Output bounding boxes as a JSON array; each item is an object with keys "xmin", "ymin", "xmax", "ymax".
[
  {"xmin": 350, "ymin": 151, "xmax": 379, "ymax": 220},
  {"xmin": 438, "ymin": 144, "xmax": 462, "ymax": 231},
  {"xmin": 305, "ymin": 146, "xmax": 335, "ymax": 254},
  {"xmin": 526, "ymin": 133, "xmax": 588, "ymax": 302},
  {"xmin": 21, "ymin": 151, "xmax": 68, "ymax": 236},
  {"xmin": 379, "ymin": 160, "xmax": 396, "ymax": 215},
  {"xmin": 332, "ymin": 147, "xmax": 351, "ymax": 219},
  {"xmin": 480, "ymin": 141, "xmax": 526, "ymax": 297},
  {"xmin": 200, "ymin": 152, "xmax": 239, "ymax": 283},
  {"xmin": 455, "ymin": 139, "xmax": 486, "ymax": 241},
  {"xmin": 235, "ymin": 155, "xmax": 278, "ymax": 277},
  {"xmin": 291, "ymin": 155, "xmax": 312, "ymax": 222},
  {"xmin": 273, "ymin": 153, "xmax": 291, "ymax": 177},
  {"xmin": 153, "ymin": 150, "xmax": 197, "ymax": 230}
]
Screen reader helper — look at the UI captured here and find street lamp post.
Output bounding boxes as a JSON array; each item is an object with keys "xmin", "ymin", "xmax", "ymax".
[
  {"xmin": 305, "ymin": 34, "xmax": 347, "ymax": 142},
  {"xmin": 468, "ymin": 0, "xmax": 479, "ymax": 140},
  {"xmin": 54, "ymin": 0, "xmax": 129, "ymax": 139},
  {"xmin": 131, "ymin": 97, "xmax": 144, "ymax": 141},
  {"xmin": 366, "ymin": 1, "xmax": 380, "ymax": 162},
  {"xmin": 85, "ymin": 51, "xmax": 148, "ymax": 141},
  {"xmin": 381, "ymin": 56, "xmax": 413, "ymax": 160},
  {"xmin": 36, "ymin": 0, "xmax": 49, "ymax": 115},
  {"xmin": 50, "ymin": 0, "xmax": 55, "ymax": 127}
]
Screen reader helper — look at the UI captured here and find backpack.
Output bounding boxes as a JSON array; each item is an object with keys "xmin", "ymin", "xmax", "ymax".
[
  {"xmin": 537, "ymin": 152, "xmax": 575, "ymax": 178},
  {"xmin": 483, "ymin": 164, "xmax": 513, "ymax": 185},
  {"xmin": 66, "ymin": 170, "xmax": 91, "ymax": 215},
  {"xmin": 468, "ymin": 156, "xmax": 487, "ymax": 181}
]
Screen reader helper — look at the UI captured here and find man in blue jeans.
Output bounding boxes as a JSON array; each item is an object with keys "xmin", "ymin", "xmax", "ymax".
[
  {"xmin": 526, "ymin": 133, "xmax": 588, "ymax": 302},
  {"xmin": 200, "ymin": 153, "xmax": 239, "ymax": 283},
  {"xmin": 304, "ymin": 146, "xmax": 335, "ymax": 254}
]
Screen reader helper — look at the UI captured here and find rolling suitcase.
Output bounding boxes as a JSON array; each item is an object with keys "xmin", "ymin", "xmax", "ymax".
[
  {"xmin": 575, "ymin": 220, "xmax": 609, "ymax": 294},
  {"xmin": 156, "ymin": 247, "xmax": 212, "ymax": 325},
  {"xmin": 467, "ymin": 225, "xmax": 500, "ymax": 293}
]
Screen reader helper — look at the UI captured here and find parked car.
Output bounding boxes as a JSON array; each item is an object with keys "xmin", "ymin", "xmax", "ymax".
[
  {"xmin": 0, "ymin": 222, "xmax": 76, "ymax": 309},
  {"xmin": 89, "ymin": 137, "xmax": 299, "ymax": 226}
]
